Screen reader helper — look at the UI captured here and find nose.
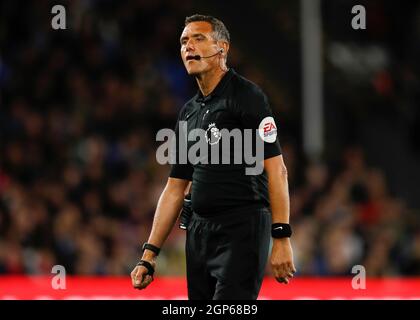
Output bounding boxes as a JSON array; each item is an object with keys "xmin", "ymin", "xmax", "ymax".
[{"xmin": 185, "ymin": 40, "xmax": 195, "ymax": 53}]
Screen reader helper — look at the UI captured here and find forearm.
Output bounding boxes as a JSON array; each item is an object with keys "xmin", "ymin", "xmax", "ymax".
[
  {"xmin": 268, "ymin": 166, "xmax": 290, "ymax": 224},
  {"xmin": 142, "ymin": 184, "xmax": 185, "ymax": 260},
  {"xmin": 265, "ymin": 156, "xmax": 296, "ymax": 283}
]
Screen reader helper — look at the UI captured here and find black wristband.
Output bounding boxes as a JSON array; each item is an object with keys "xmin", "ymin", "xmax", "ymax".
[
  {"xmin": 271, "ymin": 223, "xmax": 292, "ymax": 238},
  {"xmin": 142, "ymin": 243, "xmax": 161, "ymax": 256},
  {"xmin": 136, "ymin": 260, "xmax": 155, "ymax": 276}
]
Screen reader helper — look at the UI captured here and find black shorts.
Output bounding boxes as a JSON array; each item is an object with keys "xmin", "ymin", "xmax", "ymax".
[{"xmin": 185, "ymin": 206, "xmax": 271, "ymax": 300}]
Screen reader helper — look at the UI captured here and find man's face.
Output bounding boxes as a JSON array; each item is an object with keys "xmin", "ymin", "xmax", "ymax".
[{"xmin": 180, "ymin": 21, "xmax": 221, "ymax": 75}]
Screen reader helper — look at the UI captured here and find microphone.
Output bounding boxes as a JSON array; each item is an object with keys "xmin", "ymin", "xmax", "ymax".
[{"xmin": 191, "ymin": 48, "xmax": 224, "ymax": 60}]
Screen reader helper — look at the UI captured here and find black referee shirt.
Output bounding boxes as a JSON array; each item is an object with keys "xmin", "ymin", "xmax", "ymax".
[{"xmin": 169, "ymin": 68, "xmax": 282, "ymax": 216}]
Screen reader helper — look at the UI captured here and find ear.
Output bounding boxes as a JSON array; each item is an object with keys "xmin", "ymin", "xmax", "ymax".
[{"xmin": 220, "ymin": 41, "xmax": 229, "ymax": 56}]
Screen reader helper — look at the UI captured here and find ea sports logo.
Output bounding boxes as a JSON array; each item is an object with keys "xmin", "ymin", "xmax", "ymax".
[
  {"xmin": 205, "ymin": 123, "xmax": 222, "ymax": 145},
  {"xmin": 264, "ymin": 122, "xmax": 276, "ymax": 135},
  {"xmin": 258, "ymin": 116, "xmax": 277, "ymax": 143}
]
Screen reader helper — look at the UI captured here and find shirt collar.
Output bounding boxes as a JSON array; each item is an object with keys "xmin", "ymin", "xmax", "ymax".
[{"xmin": 195, "ymin": 68, "xmax": 235, "ymax": 103}]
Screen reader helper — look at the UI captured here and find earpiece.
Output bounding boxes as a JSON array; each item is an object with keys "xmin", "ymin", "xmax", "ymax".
[{"xmin": 220, "ymin": 48, "xmax": 224, "ymax": 53}]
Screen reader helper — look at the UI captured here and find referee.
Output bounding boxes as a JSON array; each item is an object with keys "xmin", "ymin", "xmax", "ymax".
[{"xmin": 131, "ymin": 14, "xmax": 296, "ymax": 300}]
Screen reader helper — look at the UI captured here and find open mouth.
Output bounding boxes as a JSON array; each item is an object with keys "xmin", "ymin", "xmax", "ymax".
[{"xmin": 186, "ymin": 55, "xmax": 196, "ymax": 61}]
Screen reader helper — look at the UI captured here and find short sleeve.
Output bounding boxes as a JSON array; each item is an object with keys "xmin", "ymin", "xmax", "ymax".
[
  {"xmin": 239, "ymin": 87, "xmax": 282, "ymax": 160},
  {"xmin": 169, "ymin": 107, "xmax": 193, "ymax": 180}
]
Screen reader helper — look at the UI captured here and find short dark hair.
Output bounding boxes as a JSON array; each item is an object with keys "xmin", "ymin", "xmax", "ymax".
[{"xmin": 185, "ymin": 14, "xmax": 230, "ymax": 43}]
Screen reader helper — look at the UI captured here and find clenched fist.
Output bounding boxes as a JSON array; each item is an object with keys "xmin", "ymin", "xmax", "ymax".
[{"xmin": 131, "ymin": 259, "xmax": 156, "ymax": 290}]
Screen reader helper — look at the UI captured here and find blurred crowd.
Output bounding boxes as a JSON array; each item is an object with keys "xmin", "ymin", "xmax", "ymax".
[
  {"xmin": 0, "ymin": 0, "xmax": 419, "ymax": 277},
  {"xmin": 286, "ymin": 146, "xmax": 420, "ymax": 276}
]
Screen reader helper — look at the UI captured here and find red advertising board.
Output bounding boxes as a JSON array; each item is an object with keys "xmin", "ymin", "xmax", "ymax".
[{"xmin": 0, "ymin": 277, "xmax": 419, "ymax": 300}]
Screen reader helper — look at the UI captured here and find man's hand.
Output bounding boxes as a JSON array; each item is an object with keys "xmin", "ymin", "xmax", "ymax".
[
  {"xmin": 131, "ymin": 254, "xmax": 156, "ymax": 290},
  {"xmin": 270, "ymin": 238, "xmax": 296, "ymax": 284}
]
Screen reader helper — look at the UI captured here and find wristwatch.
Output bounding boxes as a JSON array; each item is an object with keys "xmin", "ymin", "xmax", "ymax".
[{"xmin": 142, "ymin": 243, "xmax": 161, "ymax": 256}]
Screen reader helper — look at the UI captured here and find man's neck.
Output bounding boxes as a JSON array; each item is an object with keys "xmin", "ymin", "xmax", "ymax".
[{"xmin": 196, "ymin": 68, "xmax": 227, "ymax": 97}]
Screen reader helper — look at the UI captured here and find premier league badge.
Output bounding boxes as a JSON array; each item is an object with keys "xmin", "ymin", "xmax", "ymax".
[{"xmin": 205, "ymin": 123, "xmax": 222, "ymax": 145}]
